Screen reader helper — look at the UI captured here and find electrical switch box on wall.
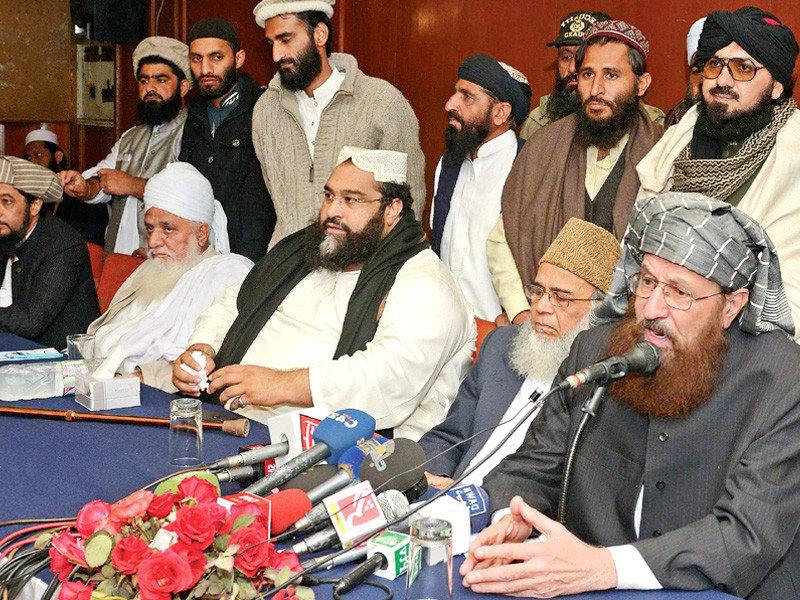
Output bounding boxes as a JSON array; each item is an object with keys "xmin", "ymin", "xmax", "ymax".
[{"xmin": 77, "ymin": 42, "xmax": 114, "ymax": 125}]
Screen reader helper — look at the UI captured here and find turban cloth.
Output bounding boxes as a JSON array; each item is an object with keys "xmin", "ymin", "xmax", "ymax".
[
  {"xmin": 458, "ymin": 54, "xmax": 532, "ymax": 125},
  {"xmin": 144, "ymin": 162, "xmax": 231, "ymax": 253},
  {"xmin": 0, "ymin": 156, "xmax": 62, "ymax": 204},
  {"xmin": 592, "ymin": 192, "xmax": 795, "ymax": 338},
  {"xmin": 695, "ymin": 7, "xmax": 798, "ymax": 87}
]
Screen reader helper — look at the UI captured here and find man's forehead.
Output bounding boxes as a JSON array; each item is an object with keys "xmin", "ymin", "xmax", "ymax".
[
  {"xmin": 580, "ymin": 41, "xmax": 631, "ymax": 69},
  {"xmin": 640, "ymin": 254, "xmax": 710, "ymax": 286},
  {"xmin": 326, "ymin": 161, "xmax": 378, "ymax": 192},
  {"xmin": 145, "ymin": 206, "xmax": 191, "ymax": 225},
  {"xmin": 190, "ymin": 37, "xmax": 232, "ymax": 54},
  {"xmin": 265, "ymin": 13, "xmax": 303, "ymax": 36},
  {"xmin": 0, "ymin": 182, "xmax": 20, "ymax": 198},
  {"xmin": 24, "ymin": 141, "xmax": 47, "ymax": 151},
  {"xmin": 535, "ymin": 263, "xmax": 593, "ymax": 292},
  {"xmin": 713, "ymin": 41, "xmax": 764, "ymax": 66},
  {"xmin": 138, "ymin": 63, "xmax": 175, "ymax": 77}
]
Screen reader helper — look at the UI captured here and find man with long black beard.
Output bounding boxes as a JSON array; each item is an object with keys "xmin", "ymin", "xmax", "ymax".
[
  {"xmin": 420, "ymin": 219, "xmax": 619, "ymax": 489},
  {"xmin": 464, "ymin": 192, "xmax": 800, "ymax": 599},
  {"xmin": 429, "ymin": 54, "xmax": 531, "ymax": 322},
  {"xmin": 251, "ymin": 0, "xmax": 426, "ymax": 247},
  {"xmin": 172, "ymin": 147, "xmax": 475, "ymax": 440},
  {"xmin": 61, "ymin": 37, "xmax": 191, "ymax": 257},
  {"xmin": 637, "ymin": 7, "xmax": 800, "ymax": 340},
  {"xmin": 487, "ymin": 20, "xmax": 663, "ymax": 328}
]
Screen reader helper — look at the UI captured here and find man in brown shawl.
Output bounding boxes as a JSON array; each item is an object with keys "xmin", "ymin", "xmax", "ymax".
[{"xmin": 488, "ymin": 19, "xmax": 663, "ymax": 327}]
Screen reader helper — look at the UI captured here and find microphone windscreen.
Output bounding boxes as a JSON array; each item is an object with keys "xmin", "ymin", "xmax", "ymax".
[
  {"xmin": 445, "ymin": 484, "xmax": 490, "ymax": 532},
  {"xmin": 404, "ymin": 475, "xmax": 428, "ymax": 503},
  {"xmin": 628, "ymin": 341, "xmax": 661, "ymax": 374},
  {"xmin": 377, "ymin": 489, "xmax": 410, "ymax": 521},
  {"xmin": 268, "ymin": 489, "xmax": 313, "ymax": 534},
  {"xmin": 313, "ymin": 409, "xmax": 376, "ymax": 464},
  {"xmin": 280, "ymin": 464, "xmax": 340, "ymax": 493},
  {"xmin": 359, "ymin": 438, "xmax": 427, "ymax": 494},
  {"xmin": 337, "ymin": 436, "xmax": 390, "ymax": 480}
]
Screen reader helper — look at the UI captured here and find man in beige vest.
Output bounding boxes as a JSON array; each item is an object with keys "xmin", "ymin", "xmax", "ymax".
[{"xmin": 60, "ymin": 37, "xmax": 191, "ymax": 257}]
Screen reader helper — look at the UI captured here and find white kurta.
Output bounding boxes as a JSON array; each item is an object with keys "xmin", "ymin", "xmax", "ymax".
[
  {"xmin": 431, "ymin": 130, "xmax": 518, "ymax": 321},
  {"xmin": 189, "ymin": 249, "xmax": 477, "ymax": 440},
  {"xmin": 89, "ymin": 248, "xmax": 253, "ymax": 390}
]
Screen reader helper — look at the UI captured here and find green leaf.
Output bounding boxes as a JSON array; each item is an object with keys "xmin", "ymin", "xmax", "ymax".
[
  {"xmin": 236, "ymin": 579, "xmax": 257, "ymax": 600},
  {"xmin": 85, "ymin": 531, "xmax": 114, "ymax": 568},
  {"xmin": 34, "ymin": 533, "xmax": 53, "ymax": 549},
  {"xmin": 274, "ymin": 567, "xmax": 294, "ymax": 587},
  {"xmin": 101, "ymin": 564, "xmax": 117, "ymax": 579},
  {"xmin": 215, "ymin": 555, "xmax": 235, "ymax": 572},
  {"xmin": 95, "ymin": 579, "xmax": 116, "ymax": 596},
  {"xmin": 230, "ymin": 515, "xmax": 255, "ymax": 532},
  {"xmin": 212, "ymin": 534, "xmax": 230, "ymax": 552},
  {"xmin": 293, "ymin": 586, "xmax": 315, "ymax": 600},
  {"xmin": 207, "ymin": 578, "xmax": 224, "ymax": 597},
  {"xmin": 192, "ymin": 579, "xmax": 210, "ymax": 597}
]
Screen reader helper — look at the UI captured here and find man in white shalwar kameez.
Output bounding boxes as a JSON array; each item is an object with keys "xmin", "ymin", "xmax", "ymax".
[{"xmin": 88, "ymin": 162, "xmax": 252, "ymax": 391}]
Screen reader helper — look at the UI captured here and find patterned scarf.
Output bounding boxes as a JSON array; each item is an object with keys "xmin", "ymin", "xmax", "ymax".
[{"xmin": 671, "ymin": 99, "xmax": 796, "ymax": 200}]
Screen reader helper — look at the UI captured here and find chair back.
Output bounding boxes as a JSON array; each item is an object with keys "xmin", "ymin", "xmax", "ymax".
[
  {"xmin": 96, "ymin": 253, "xmax": 145, "ymax": 313},
  {"xmin": 86, "ymin": 242, "xmax": 104, "ymax": 289},
  {"xmin": 473, "ymin": 318, "xmax": 497, "ymax": 364}
]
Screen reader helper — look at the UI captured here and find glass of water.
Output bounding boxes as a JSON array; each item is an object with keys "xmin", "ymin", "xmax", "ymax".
[
  {"xmin": 405, "ymin": 517, "xmax": 453, "ymax": 600},
  {"xmin": 169, "ymin": 398, "xmax": 203, "ymax": 466}
]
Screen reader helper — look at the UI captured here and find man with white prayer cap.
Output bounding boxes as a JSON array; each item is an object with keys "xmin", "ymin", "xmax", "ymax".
[
  {"xmin": 665, "ymin": 17, "xmax": 707, "ymax": 127},
  {"xmin": 89, "ymin": 162, "xmax": 252, "ymax": 391},
  {"xmin": 0, "ymin": 156, "xmax": 99, "ymax": 348},
  {"xmin": 173, "ymin": 147, "xmax": 475, "ymax": 440}
]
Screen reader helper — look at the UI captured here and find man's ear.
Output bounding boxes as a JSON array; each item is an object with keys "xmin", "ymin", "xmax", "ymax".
[
  {"xmin": 771, "ymin": 79, "xmax": 785, "ymax": 100},
  {"xmin": 196, "ymin": 222, "xmax": 210, "ymax": 249},
  {"xmin": 493, "ymin": 101, "xmax": 513, "ymax": 128},
  {"xmin": 313, "ymin": 22, "xmax": 329, "ymax": 50},
  {"xmin": 721, "ymin": 287, "xmax": 750, "ymax": 329},
  {"xmin": 29, "ymin": 198, "xmax": 43, "ymax": 218},
  {"xmin": 54, "ymin": 150, "xmax": 64, "ymax": 166},
  {"xmin": 637, "ymin": 72, "xmax": 652, "ymax": 97},
  {"xmin": 382, "ymin": 198, "xmax": 404, "ymax": 232},
  {"xmin": 235, "ymin": 49, "xmax": 246, "ymax": 70},
  {"xmin": 179, "ymin": 78, "xmax": 191, "ymax": 99}
]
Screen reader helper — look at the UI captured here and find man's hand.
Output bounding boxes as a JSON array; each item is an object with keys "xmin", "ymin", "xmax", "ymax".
[
  {"xmin": 425, "ymin": 471, "xmax": 454, "ymax": 490},
  {"xmin": 511, "ymin": 309, "xmax": 531, "ymax": 325},
  {"xmin": 172, "ymin": 344, "xmax": 217, "ymax": 396},
  {"xmin": 207, "ymin": 365, "xmax": 312, "ymax": 408},
  {"xmin": 460, "ymin": 496, "xmax": 617, "ymax": 597},
  {"xmin": 132, "ymin": 247, "xmax": 148, "ymax": 259},
  {"xmin": 60, "ymin": 170, "xmax": 100, "ymax": 200},
  {"xmin": 97, "ymin": 169, "xmax": 147, "ymax": 198},
  {"xmin": 494, "ymin": 312, "xmax": 511, "ymax": 327}
]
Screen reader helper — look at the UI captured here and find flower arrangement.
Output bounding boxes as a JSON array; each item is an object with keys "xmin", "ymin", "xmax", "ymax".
[{"xmin": 39, "ymin": 476, "xmax": 312, "ymax": 600}]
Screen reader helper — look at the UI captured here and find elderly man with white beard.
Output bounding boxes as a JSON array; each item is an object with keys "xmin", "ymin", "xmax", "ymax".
[
  {"xmin": 88, "ymin": 162, "xmax": 252, "ymax": 391},
  {"xmin": 419, "ymin": 218, "xmax": 620, "ymax": 488}
]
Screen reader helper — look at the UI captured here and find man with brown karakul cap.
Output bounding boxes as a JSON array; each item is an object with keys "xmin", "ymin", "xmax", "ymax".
[{"xmin": 0, "ymin": 157, "xmax": 99, "ymax": 348}]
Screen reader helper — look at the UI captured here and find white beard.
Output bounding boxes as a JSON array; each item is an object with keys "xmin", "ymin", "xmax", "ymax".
[
  {"xmin": 319, "ymin": 233, "xmax": 338, "ymax": 256},
  {"xmin": 508, "ymin": 312, "xmax": 592, "ymax": 382},
  {"xmin": 135, "ymin": 243, "xmax": 204, "ymax": 306}
]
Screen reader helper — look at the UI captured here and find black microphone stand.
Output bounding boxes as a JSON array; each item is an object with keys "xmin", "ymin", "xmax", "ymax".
[{"xmin": 557, "ymin": 382, "xmax": 608, "ymax": 524}]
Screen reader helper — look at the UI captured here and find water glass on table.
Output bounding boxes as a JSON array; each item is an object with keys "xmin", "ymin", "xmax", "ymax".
[
  {"xmin": 169, "ymin": 398, "xmax": 203, "ymax": 466},
  {"xmin": 66, "ymin": 334, "xmax": 95, "ymax": 361},
  {"xmin": 405, "ymin": 516, "xmax": 453, "ymax": 600}
]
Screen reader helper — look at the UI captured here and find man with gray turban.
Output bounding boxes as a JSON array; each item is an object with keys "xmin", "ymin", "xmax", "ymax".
[
  {"xmin": 61, "ymin": 36, "xmax": 192, "ymax": 257},
  {"xmin": 464, "ymin": 192, "xmax": 800, "ymax": 598},
  {"xmin": 637, "ymin": 7, "xmax": 800, "ymax": 339},
  {"xmin": 0, "ymin": 157, "xmax": 98, "ymax": 348},
  {"xmin": 429, "ymin": 54, "xmax": 531, "ymax": 322},
  {"xmin": 89, "ymin": 163, "xmax": 252, "ymax": 391},
  {"xmin": 173, "ymin": 148, "xmax": 475, "ymax": 440}
]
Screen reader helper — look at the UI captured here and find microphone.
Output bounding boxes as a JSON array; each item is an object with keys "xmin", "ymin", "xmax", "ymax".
[
  {"xmin": 558, "ymin": 341, "xmax": 661, "ymax": 390},
  {"xmin": 301, "ymin": 544, "xmax": 368, "ymax": 571},
  {"xmin": 215, "ymin": 464, "xmax": 264, "ymax": 484},
  {"xmin": 444, "ymin": 484, "xmax": 490, "ymax": 533},
  {"xmin": 266, "ymin": 489, "xmax": 313, "ymax": 535},
  {"xmin": 242, "ymin": 409, "xmax": 375, "ymax": 496},
  {"xmin": 206, "ymin": 438, "xmax": 290, "ymax": 471},
  {"xmin": 335, "ymin": 529, "xmax": 412, "ymax": 594}
]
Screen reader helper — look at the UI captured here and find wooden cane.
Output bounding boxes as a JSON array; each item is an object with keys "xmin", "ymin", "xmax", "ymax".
[{"xmin": 0, "ymin": 406, "xmax": 250, "ymax": 437}]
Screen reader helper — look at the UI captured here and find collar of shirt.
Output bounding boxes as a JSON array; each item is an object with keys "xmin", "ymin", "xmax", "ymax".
[
  {"xmin": 473, "ymin": 128, "xmax": 518, "ymax": 162},
  {"xmin": 207, "ymin": 84, "xmax": 241, "ymax": 137},
  {"xmin": 0, "ymin": 223, "xmax": 36, "ymax": 307},
  {"xmin": 296, "ymin": 66, "xmax": 345, "ymax": 111}
]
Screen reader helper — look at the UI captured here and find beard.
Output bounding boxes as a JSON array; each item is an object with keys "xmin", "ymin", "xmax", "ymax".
[
  {"xmin": 442, "ymin": 108, "xmax": 492, "ymax": 168},
  {"xmin": 574, "ymin": 88, "xmax": 641, "ymax": 149},
  {"xmin": 695, "ymin": 85, "xmax": 776, "ymax": 143},
  {"xmin": 605, "ymin": 301, "xmax": 729, "ymax": 418},
  {"xmin": 509, "ymin": 312, "xmax": 591, "ymax": 382},
  {"xmin": 545, "ymin": 72, "xmax": 581, "ymax": 123},
  {"xmin": 137, "ymin": 241, "xmax": 204, "ymax": 306},
  {"xmin": 0, "ymin": 207, "xmax": 31, "ymax": 261},
  {"xmin": 195, "ymin": 65, "xmax": 238, "ymax": 101},
  {"xmin": 137, "ymin": 87, "xmax": 183, "ymax": 127},
  {"xmin": 278, "ymin": 36, "xmax": 322, "ymax": 92},
  {"xmin": 304, "ymin": 208, "xmax": 385, "ymax": 272}
]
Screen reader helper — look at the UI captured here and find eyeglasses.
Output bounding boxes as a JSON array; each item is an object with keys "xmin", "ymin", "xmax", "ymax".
[
  {"xmin": 627, "ymin": 273, "xmax": 724, "ymax": 311},
  {"xmin": 701, "ymin": 57, "xmax": 766, "ymax": 82},
  {"xmin": 316, "ymin": 190, "xmax": 384, "ymax": 206},
  {"xmin": 524, "ymin": 284, "xmax": 594, "ymax": 308}
]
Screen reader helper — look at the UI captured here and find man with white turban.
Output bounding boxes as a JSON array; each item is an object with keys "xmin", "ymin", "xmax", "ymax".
[
  {"xmin": 88, "ymin": 162, "xmax": 252, "ymax": 391},
  {"xmin": 172, "ymin": 148, "xmax": 475, "ymax": 440}
]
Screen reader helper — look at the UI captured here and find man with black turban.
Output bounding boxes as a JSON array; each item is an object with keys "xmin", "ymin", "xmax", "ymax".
[
  {"xmin": 637, "ymin": 7, "xmax": 800, "ymax": 339},
  {"xmin": 429, "ymin": 54, "xmax": 531, "ymax": 321},
  {"xmin": 463, "ymin": 192, "xmax": 800, "ymax": 599}
]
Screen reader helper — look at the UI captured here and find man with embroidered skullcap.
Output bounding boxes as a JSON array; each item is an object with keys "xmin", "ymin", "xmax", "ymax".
[
  {"xmin": 180, "ymin": 18, "xmax": 276, "ymax": 262},
  {"xmin": 89, "ymin": 162, "xmax": 252, "ymax": 391},
  {"xmin": 61, "ymin": 36, "xmax": 192, "ymax": 257},
  {"xmin": 487, "ymin": 19, "xmax": 663, "ymax": 327},
  {"xmin": 637, "ymin": 7, "xmax": 800, "ymax": 339},
  {"xmin": 251, "ymin": 0, "xmax": 426, "ymax": 247},
  {"xmin": 420, "ymin": 218, "xmax": 619, "ymax": 490},
  {"xmin": 0, "ymin": 157, "xmax": 98, "ymax": 348},
  {"xmin": 429, "ymin": 54, "xmax": 531, "ymax": 321},
  {"xmin": 518, "ymin": 11, "xmax": 664, "ymax": 140},
  {"xmin": 173, "ymin": 148, "xmax": 475, "ymax": 440},
  {"xmin": 465, "ymin": 192, "xmax": 800, "ymax": 598}
]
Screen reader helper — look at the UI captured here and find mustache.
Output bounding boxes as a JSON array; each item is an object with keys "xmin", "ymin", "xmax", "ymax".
[
  {"xmin": 447, "ymin": 110, "xmax": 465, "ymax": 126},
  {"xmin": 277, "ymin": 59, "xmax": 296, "ymax": 68},
  {"xmin": 143, "ymin": 92, "xmax": 163, "ymax": 101},
  {"xmin": 583, "ymin": 95, "xmax": 614, "ymax": 109},
  {"xmin": 323, "ymin": 217, "xmax": 351, "ymax": 233},
  {"xmin": 562, "ymin": 73, "xmax": 577, "ymax": 85},
  {"xmin": 639, "ymin": 318, "xmax": 677, "ymax": 342},
  {"xmin": 708, "ymin": 85, "xmax": 739, "ymax": 100}
]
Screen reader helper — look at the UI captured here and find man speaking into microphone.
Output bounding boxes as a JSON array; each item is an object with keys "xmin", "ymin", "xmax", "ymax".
[{"xmin": 464, "ymin": 192, "xmax": 800, "ymax": 599}]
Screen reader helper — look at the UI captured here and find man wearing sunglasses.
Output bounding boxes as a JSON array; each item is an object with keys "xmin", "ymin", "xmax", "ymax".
[{"xmin": 637, "ymin": 7, "xmax": 800, "ymax": 339}]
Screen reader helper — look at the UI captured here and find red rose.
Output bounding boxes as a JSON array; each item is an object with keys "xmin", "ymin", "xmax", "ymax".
[
  {"xmin": 48, "ymin": 547, "xmax": 72, "ymax": 582},
  {"xmin": 271, "ymin": 551, "xmax": 302, "ymax": 573},
  {"xmin": 76, "ymin": 500, "xmax": 115, "ymax": 538},
  {"xmin": 147, "ymin": 491, "xmax": 179, "ymax": 519},
  {"xmin": 50, "ymin": 531, "xmax": 88, "ymax": 569},
  {"xmin": 177, "ymin": 476, "xmax": 219, "ymax": 503},
  {"xmin": 58, "ymin": 580, "xmax": 94, "ymax": 600},
  {"xmin": 229, "ymin": 502, "xmax": 267, "ymax": 528},
  {"xmin": 110, "ymin": 536, "xmax": 153, "ymax": 575},
  {"xmin": 227, "ymin": 523, "xmax": 274, "ymax": 577},
  {"xmin": 170, "ymin": 542, "xmax": 207, "ymax": 585},
  {"xmin": 272, "ymin": 590, "xmax": 297, "ymax": 600},
  {"xmin": 173, "ymin": 502, "xmax": 230, "ymax": 549},
  {"xmin": 136, "ymin": 549, "xmax": 195, "ymax": 600},
  {"xmin": 110, "ymin": 490, "xmax": 154, "ymax": 525}
]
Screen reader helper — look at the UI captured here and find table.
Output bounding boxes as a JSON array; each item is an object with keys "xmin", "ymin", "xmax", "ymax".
[{"xmin": 0, "ymin": 333, "xmax": 740, "ymax": 599}]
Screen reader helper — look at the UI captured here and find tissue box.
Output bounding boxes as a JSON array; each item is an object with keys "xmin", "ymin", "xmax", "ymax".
[{"xmin": 74, "ymin": 373, "xmax": 140, "ymax": 411}]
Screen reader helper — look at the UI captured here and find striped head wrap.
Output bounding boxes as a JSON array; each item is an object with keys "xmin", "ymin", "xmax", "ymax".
[{"xmin": 0, "ymin": 156, "xmax": 62, "ymax": 203}]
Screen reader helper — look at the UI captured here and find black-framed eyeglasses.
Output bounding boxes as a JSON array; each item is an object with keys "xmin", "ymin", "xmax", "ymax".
[
  {"xmin": 524, "ymin": 284, "xmax": 594, "ymax": 308},
  {"xmin": 701, "ymin": 56, "xmax": 766, "ymax": 82},
  {"xmin": 627, "ymin": 273, "xmax": 724, "ymax": 311},
  {"xmin": 316, "ymin": 190, "xmax": 384, "ymax": 206}
]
